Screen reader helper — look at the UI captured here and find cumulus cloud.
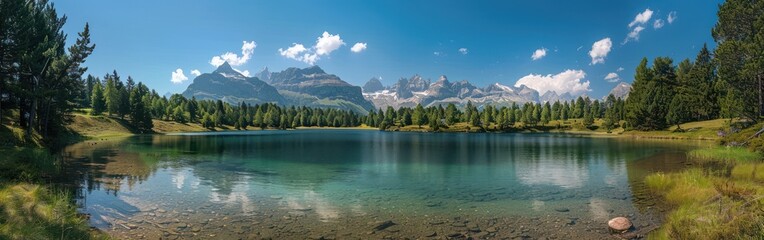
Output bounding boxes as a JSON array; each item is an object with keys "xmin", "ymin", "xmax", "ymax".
[
  {"xmin": 210, "ymin": 41, "xmax": 256, "ymax": 67},
  {"xmin": 653, "ymin": 19, "xmax": 665, "ymax": 29},
  {"xmin": 433, "ymin": 51, "xmax": 442, "ymax": 56},
  {"xmin": 589, "ymin": 38, "xmax": 612, "ymax": 65},
  {"xmin": 351, "ymin": 42, "xmax": 367, "ymax": 53},
  {"xmin": 278, "ymin": 43, "xmax": 311, "ymax": 63},
  {"xmin": 315, "ymin": 31, "xmax": 345, "ymax": 55},
  {"xmin": 279, "ymin": 31, "xmax": 345, "ymax": 65},
  {"xmin": 604, "ymin": 73, "xmax": 620, "ymax": 82},
  {"xmin": 171, "ymin": 68, "xmax": 189, "ymax": 84},
  {"xmin": 617, "ymin": 67, "xmax": 624, "ymax": 72},
  {"xmin": 531, "ymin": 48, "xmax": 547, "ymax": 60},
  {"xmin": 628, "ymin": 9, "xmax": 653, "ymax": 28},
  {"xmin": 190, "ymin": 69, "xmax": 201, "ymax": 76},
  {"xmin": 459, "ymin": 48, "xmax": 468, "ymax": 55},
  {"xmin": 514, "ymin": 69, "xmax": 590, "ymax": 96},
  {"xmin": 667, "ymin": 11, "xmax": 677, "ymax": 24}
]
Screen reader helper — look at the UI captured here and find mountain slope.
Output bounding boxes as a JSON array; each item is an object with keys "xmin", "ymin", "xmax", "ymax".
[
  {"xmin": 269, "ymin": 66, "xmax": 374, "ymax": 111},
  {"xmin": 182, "ymin": 62, "xmax": 285, "ymax": 104},
  {"xmin": 607, "ymin": 82, "xmax": 632, "ymax": 99}
]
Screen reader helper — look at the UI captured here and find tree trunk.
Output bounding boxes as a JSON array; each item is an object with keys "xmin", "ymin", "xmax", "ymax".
[
  {"xmin": 759, "ymin": 74, "xmax": 762, "ymax": 120},
  {"xmin": 27, "ymin": 82, "xmax": 36, "ymax": 137}
]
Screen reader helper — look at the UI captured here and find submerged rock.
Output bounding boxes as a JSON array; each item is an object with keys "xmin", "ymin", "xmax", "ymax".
[
  {"xmin": 607, "ymin": 217, "xmax": 632, "ymax": 233},
  {"xmin": 372, "ymin": 220, "xmax": 396, "ymax": 231},
  {"xmin": 554, "ymin": 207, "xmax": 570, "ymax": 212}
]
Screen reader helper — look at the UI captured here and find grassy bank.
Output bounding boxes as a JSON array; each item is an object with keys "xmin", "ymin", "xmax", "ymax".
[
  {"xmin": 644, "ymin": 146, "xmax": 764, "ymax": 239},
  {"xmin": 0, "ymin": 146, "xmax": 107, "ymax": 240},
  {"xmin": 0, "ymin": 183, "xmax": 104, "ymax": 240},
  {"xmin": 0, "ymin": 110, "xmax": 107, "ymax": 239}
]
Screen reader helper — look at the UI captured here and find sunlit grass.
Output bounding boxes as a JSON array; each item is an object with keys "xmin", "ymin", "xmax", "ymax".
[
  {"xmin": 730, "ymin": 163, "xmax": 764, "ymax": 182},
  {"xmin": 0, "ymin": 183, "xmax": 107, "ymax": 240},
  {"xmin": 688, "ymin": 146, "xmax": 761, "ymax": 164},
  {"xmin": 646, "ymin": 145, "xmax": 764, "ymax": 239}
]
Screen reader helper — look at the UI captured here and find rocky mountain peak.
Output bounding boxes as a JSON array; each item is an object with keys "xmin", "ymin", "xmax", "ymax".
[
  {"xmin": 255, "ymin": 67, "xmax": 271, "ymax": 82},
  {"xmin": 362, "ymin": 77, "xmax": 385, "ymax": 93},
  {"xmin": 607, "ymin": 82, "xmax": 632, "ymax": 99},
  {"xmin": 214, "ymin": 61, "xmax": 237, "ymax": 74}
]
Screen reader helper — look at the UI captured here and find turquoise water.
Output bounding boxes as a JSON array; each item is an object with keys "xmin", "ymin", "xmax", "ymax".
[{"xmin": 60, "ymin": 130, "xmax": 695, "ymax": 239}]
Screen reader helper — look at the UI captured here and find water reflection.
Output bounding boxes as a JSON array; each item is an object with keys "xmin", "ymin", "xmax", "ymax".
[{"xmin": 56, "ymin": 130, "xmax": 698, "ymax": 237}]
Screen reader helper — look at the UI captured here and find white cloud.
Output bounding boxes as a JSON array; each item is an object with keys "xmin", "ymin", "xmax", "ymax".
[
  {"xmin": 617, "ymin": 67, "xmax": 624, "ymax": 72},
  {"xmin": 433, "ymin": 51, "xmax": 442, "ymax": 56},
  {"xmin": 279, "ymin": 31, "xmax": 345, "ymax": 65},
  {"xmin": 209, "ymin": 41, "xmax": 256, "ymax": 67},
  {"xmin": 315, "ymin": 31, "xmax": 345, "ymax": 56},
  {"xmin": 667, "ymin": 11, "xmax": 677, "ymax": 24},
  {"xmin": 351, "ymin": 42, "xmax": 367, "ymax": 53},
  {"xmin": 626, "ymin": 26, "xmax": 646, "ymax": 42},
  {"xmin": 589, "ymin": 38, "xmax": 612, "ymax": 65},
  {"xmin": 514, "ymin": 69, "xmax": 591, "ymax": 96},
  {"xmin": 171, "ymin": 68, "xmax": 189, "ymax": 84},
  {"xmin": 653, "ymin": 19, "xmax": 665, "ymax": 29},
  {"xmin": 531, "ymin": 48, "xmax": 547, "ymax": 60},
  {"xmin": 628, "ymin": 9, "xmax": 653, "ymax": 28},
  {"xmin": 301, "ymin": 53, "xmax": 319, "ymax": 65},
  {"xmin": 190, "ymin": 69, "xmax": 201, "ymax": 76},
  {"xmin": 605, "ymin": 73, "xmax": 620, "ymax": 82},
  {"xmin": 459, "ymin": 48, "xmax": 468, "ymax": 55},
  {"xmin": 279, "ymin": 43, "xmax": 308, "ymax": 59},
  {"xmin": 624, "ymin": 9, "xmax": 655, "ymax": 44},
  {"xmin": 576, "ymin": 46, "xmax": 583, "ymax": 51},
  {"xmin": 237, "ymin": 69, "xmax": 251, "ymax": 77}
]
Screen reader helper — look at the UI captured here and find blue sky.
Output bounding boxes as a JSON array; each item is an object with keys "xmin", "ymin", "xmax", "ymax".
[{"xmin": 55, "ymin": 0, "xmax": 722, "ymax": 98}]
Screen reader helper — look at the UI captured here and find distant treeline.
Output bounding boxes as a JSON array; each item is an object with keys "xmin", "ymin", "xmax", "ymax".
[{"xmin": 86, "ymin": 72, "xmax": 364, "ymax": 132}]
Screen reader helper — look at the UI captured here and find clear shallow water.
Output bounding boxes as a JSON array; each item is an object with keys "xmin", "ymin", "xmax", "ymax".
[{"xmin": 58, "ymin": 130, "xmax": 697, "ymax": 239}]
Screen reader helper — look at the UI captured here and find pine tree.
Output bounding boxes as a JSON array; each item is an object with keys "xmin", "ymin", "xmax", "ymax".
[
  {"xmin": 90, "ymin": 81, "xmax": 106, "ymax": 115},
  {"xmin": 412, "ymin": 104, "xmax": 426, "ymax": 128},
  {"xmin": 713, "ymin": 0, "xmax": 764, "ymax": 121},
  {"xmin": 445, "ymin": 103, "xmax": 458, "ymax": 125},
  {"xmin": 129, "ymin": 82, "xmax": 153, "ymax": 133},
  {"xmin": 541, "ymin": 102, "xmax": 551, "ymax": 125},
  {"xmin": 625, "ymin": 58, "xmax": 652, "ymax": 130},
  {"xmin": 104, "ymin": 77, "xmax": 119, "ymax": 116},
  {"xmin": 667, "ymin": 59, "xmax": 695, "ymax": 127}
]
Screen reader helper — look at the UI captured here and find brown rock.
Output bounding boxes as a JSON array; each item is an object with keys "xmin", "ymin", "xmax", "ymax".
[{"xmin": 608, "ymin": 217, "xmax": 632, "ymax": 233}]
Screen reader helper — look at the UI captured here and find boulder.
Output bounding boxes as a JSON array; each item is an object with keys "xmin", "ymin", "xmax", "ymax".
[{"xmin": 608, "ymin": 217, "xmax": 632, "ymax": 233}]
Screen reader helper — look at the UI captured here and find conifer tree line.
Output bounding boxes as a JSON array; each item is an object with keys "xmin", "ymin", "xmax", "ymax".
[
  {"xmin": 85, "ymin": 71, "xmax": 365, "ymax": 131},
  {"xmin": 0, "ymin": 0, "xmax": 95, "ymax": 138},
  {"xmin": 364, "ymin": 97, "xmax": 626, "ymax": 131},
  {"xmin": 624, "ymin": 0, "xmax": 764, "ymax": 130}
]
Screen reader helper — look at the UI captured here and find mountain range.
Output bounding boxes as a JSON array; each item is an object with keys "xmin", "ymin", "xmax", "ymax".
[
  {"xmin": 182, "ymin": 62, "xmax": 631, "ymax": 113},
  {"xmin": 361, "ymin": 75, "xmax": 590, "ymax": 109},
  {"xmin": 182, "ymin": 62, "xmax": 374, "ymax": 113}
]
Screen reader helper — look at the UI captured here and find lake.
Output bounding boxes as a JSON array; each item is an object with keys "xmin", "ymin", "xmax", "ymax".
[{"xmin": 57, "ymin": 130, "xmax": 699, "ymax": 239}]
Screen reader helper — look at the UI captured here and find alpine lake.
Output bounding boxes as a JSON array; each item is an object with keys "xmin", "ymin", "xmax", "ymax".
[{"xmin": 54, "ymin": 130, "xmax": 706, "ymax": 239}]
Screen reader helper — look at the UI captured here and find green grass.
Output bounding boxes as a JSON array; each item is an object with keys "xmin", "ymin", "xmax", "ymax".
[
  {"xmin": 0, "ymin": 146, "xmax": 109, "ymax": 240},
  {"xmin": 0, "ymin": 183, "xmax": 106, "ymax": 240},
  {"xmin": 730, "ymin": 163, "xmax": 764, "ymax": 182},
  {"xmin": 624, "ymin": 119, "xmax": 728, "ymax": 140},
  {"xmin": 0, "ymin": 147, "xmax": 58, "ymax": 182},
  {"xmin": 688, "ymin": 146, "xmax": 762, "ymax": 164},
  {"xmin": 645, "ymin": 146, "xmax": 764, "ymax": 239}
]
